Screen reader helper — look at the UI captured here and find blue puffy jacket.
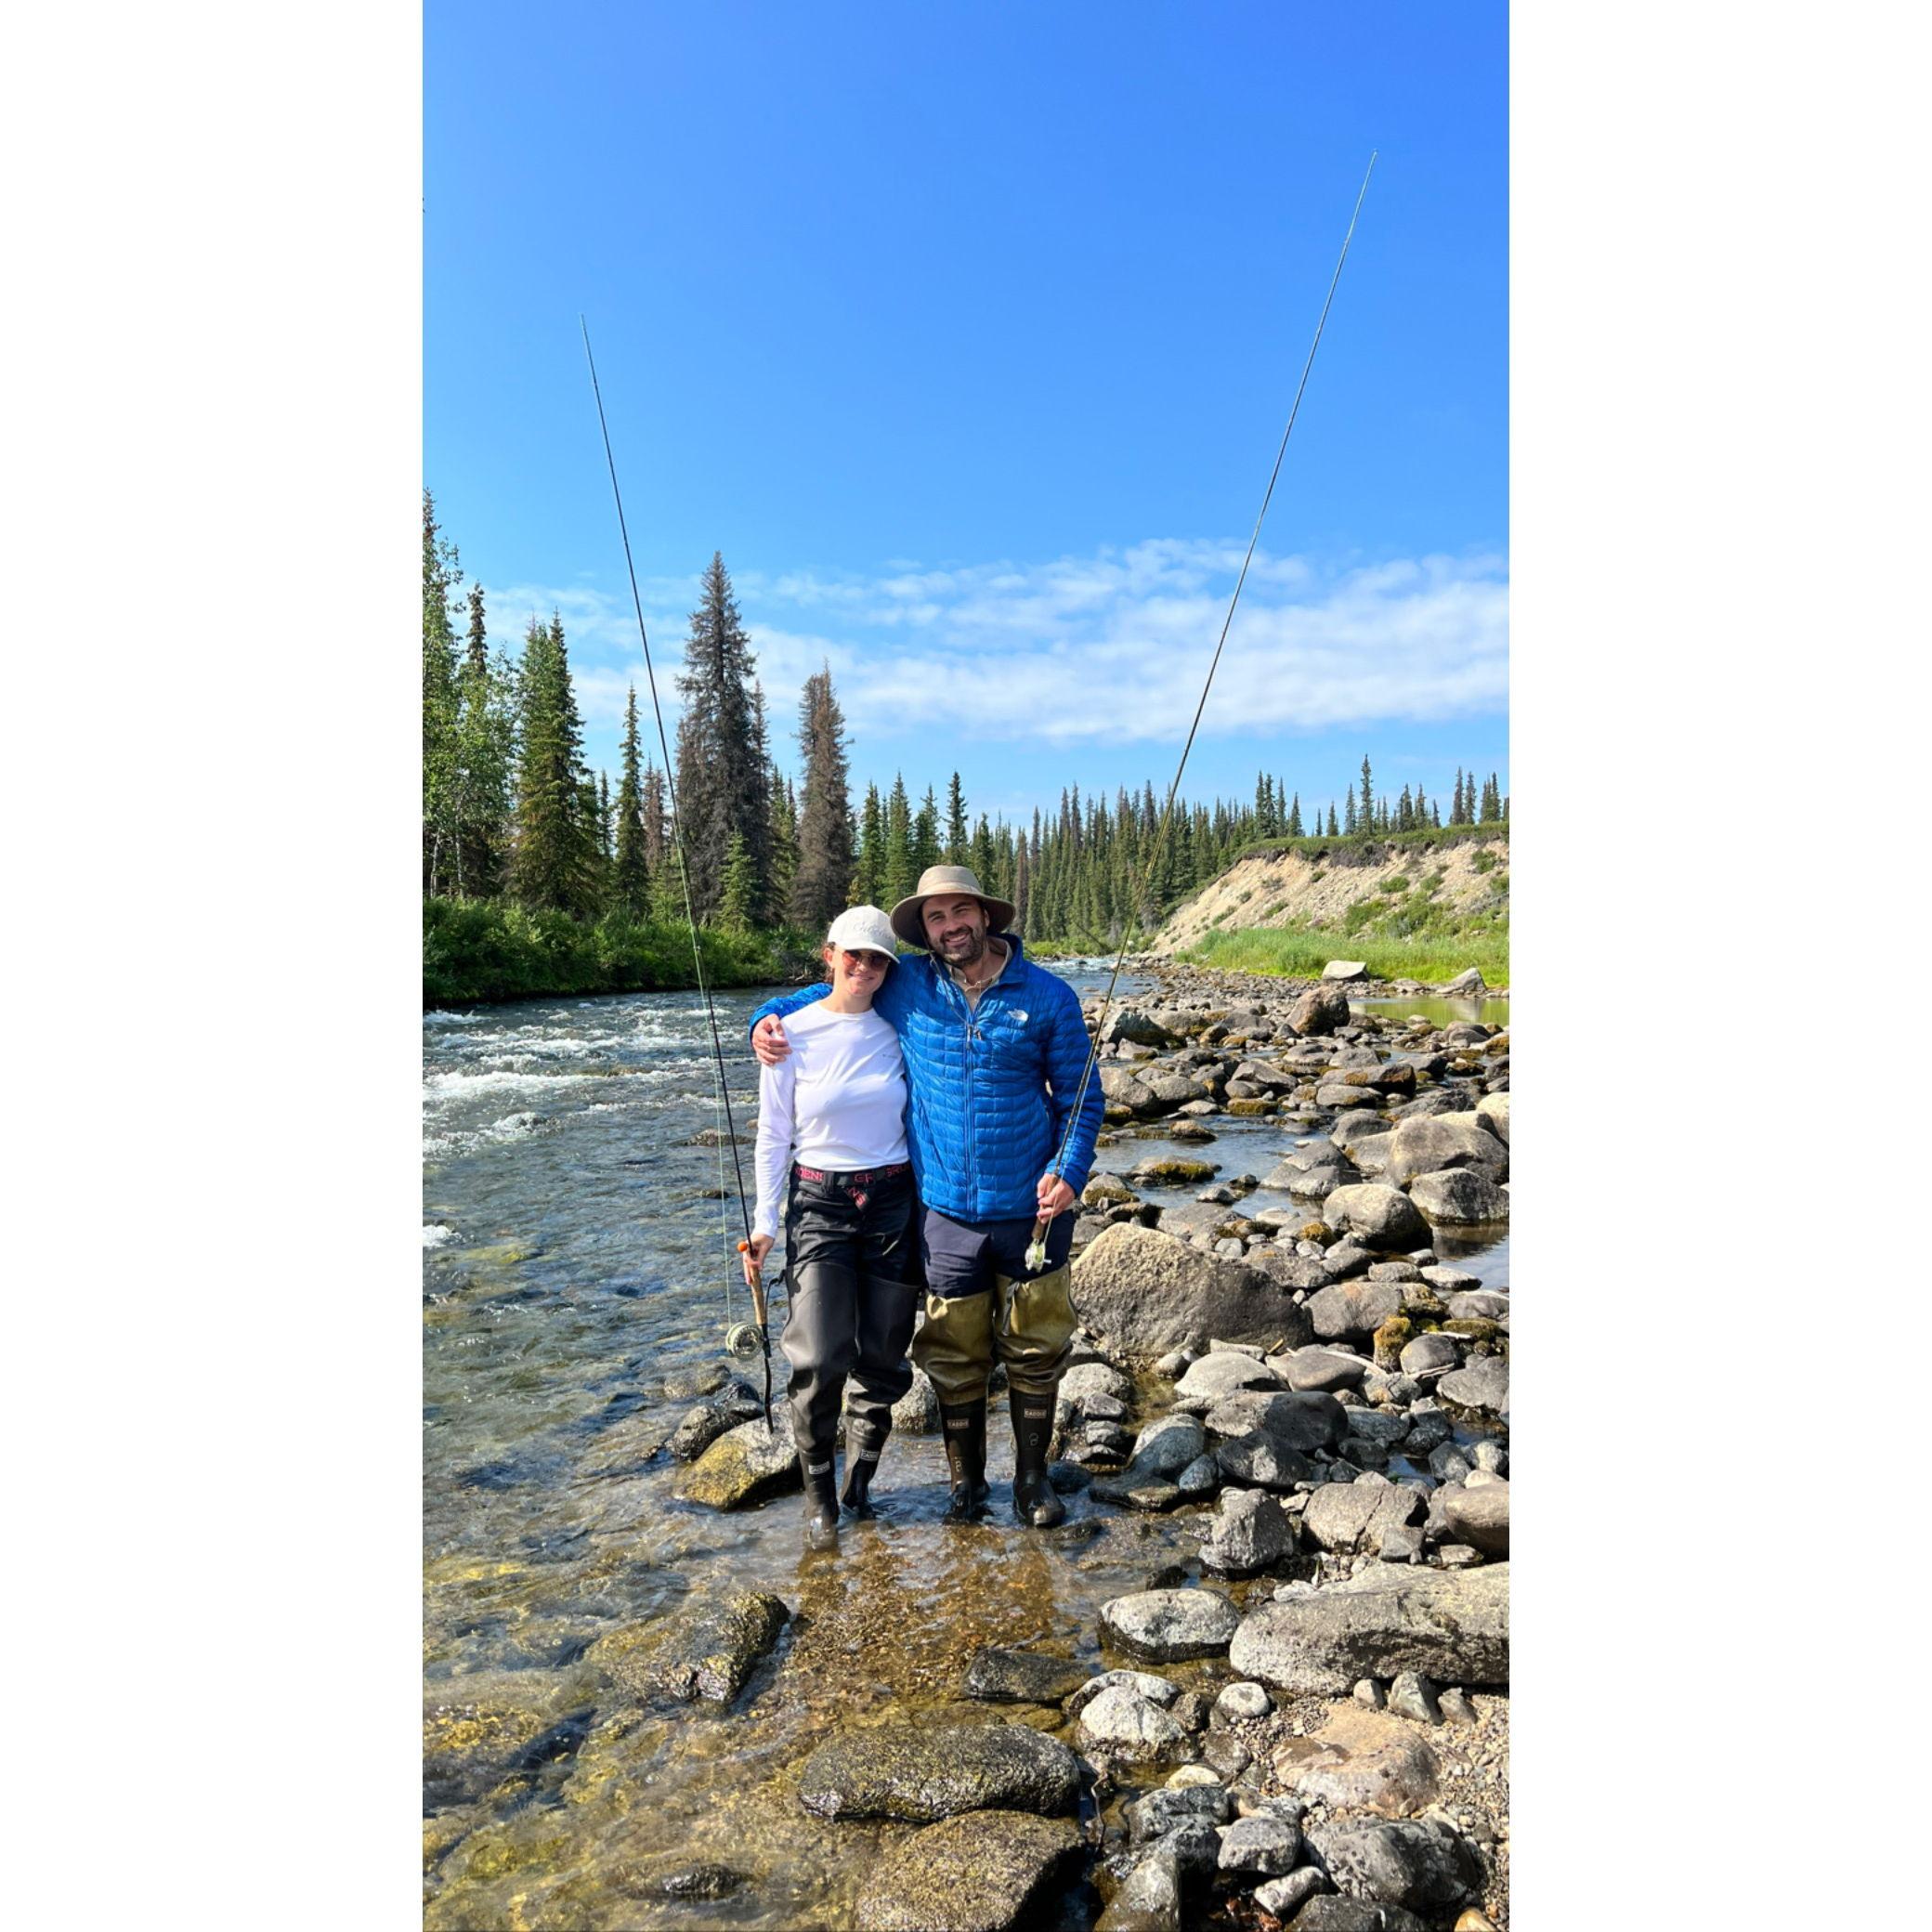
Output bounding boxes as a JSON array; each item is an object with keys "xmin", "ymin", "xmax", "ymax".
[{"xmin": 749, "ymin": 935, "xmax": 1103, "ymax": 1223}]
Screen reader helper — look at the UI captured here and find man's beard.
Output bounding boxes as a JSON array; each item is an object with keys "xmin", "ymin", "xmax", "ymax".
[{"xmin": 935, "ymin": 926, "xmax": 986, "ymax": 968}]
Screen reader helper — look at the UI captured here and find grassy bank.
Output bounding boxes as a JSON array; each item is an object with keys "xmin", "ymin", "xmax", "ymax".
[
  {"xmin": 1226, "ymin": 822, "xmax": 1509, "ymax": 868},
  {"xmin": 424, "ymin": 897, "xmax": 818, "ymax": 1005},
  {"xmin": 1181, "ymin": 922, "xmax": 1509, "ymax": 986}
]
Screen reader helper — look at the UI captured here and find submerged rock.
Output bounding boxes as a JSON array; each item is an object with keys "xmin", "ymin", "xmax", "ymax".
[
  {"xmin": 854, "ymin": 1809, "xmax": 1084, "ymax": 1932},
  {"xmin": 1229, "ymin": 1563, "xmax": 1509, "ymax": 1696},
  {"xmin": 962, "ymin": 1647, "xmax": 1093, "ymax": 1705},
  {"xmin": 798, "ymin": 1722, "xmax": 1082, "ymax": 1821},
  {"xmin": 674, "ymin": 1416, "xmax": 801, "ymax": 1508},
  {"xmin": 586, "ymin": 1587, "xmax": 789, "ymax": 1706}
]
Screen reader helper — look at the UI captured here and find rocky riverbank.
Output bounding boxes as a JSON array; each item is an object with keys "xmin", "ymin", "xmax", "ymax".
[{"xmin": 424, "ymin": 960, "xmax": 1511, "ymax": 1932}]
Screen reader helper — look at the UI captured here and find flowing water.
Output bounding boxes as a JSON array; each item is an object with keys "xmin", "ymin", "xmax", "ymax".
[{"xmin": 422, "ymin": 973, "xmax": 1508, "ymax": 1927}]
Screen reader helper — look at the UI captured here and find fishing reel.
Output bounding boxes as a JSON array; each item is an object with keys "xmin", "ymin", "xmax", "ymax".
[{"xmin": 724, "ymin": 1321, "xmax": 767, "ymax": 1360}]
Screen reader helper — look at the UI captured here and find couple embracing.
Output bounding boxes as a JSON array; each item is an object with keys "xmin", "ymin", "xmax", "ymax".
[{"xmin": 745, "ymin": 865, "xmax": 1104, "ymax": 1552}]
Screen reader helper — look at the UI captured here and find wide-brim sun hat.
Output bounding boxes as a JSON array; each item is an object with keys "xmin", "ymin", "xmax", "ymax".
[
  {"xmin": 826, "ymin": 905, "xmax": 901, "ymax": 964},
  {"xmin": 888, "ymin": 865, "xmax": 1019, "ymax": 950}
]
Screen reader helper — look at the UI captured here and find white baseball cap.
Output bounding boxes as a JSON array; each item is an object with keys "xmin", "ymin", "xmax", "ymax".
[{"xmin": 825, "ymin": 905, "xmax": 900, "ymax": 964}]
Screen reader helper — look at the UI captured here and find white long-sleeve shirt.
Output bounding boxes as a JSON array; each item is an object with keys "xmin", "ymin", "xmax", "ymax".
[{"xmin": 752, "ymin": 1001, "xmax": 909, "ymax": 1240}]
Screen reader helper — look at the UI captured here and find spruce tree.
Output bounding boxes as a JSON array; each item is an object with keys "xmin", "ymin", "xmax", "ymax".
[
  {"xmin": 1326, "ymin": 803, "xmax": 1339, "ymax": 837},
  {"xmin": 883, "ymin": 774, "xmax": 917, "ymax": 904},
  {"xmin": 1344, "ymin": 784, "xmax": 1357, "ymax": 835},
  {"xmin": 613, "ymin": 686, "xmax": 651, "ymax": 916},
  {"xmin": 673, "ymin": 552, "xmax": 765, "ymax": 920},
  {"xmin": 450, "ymin": 582, "xmax": 514, "ymax": 900},
  {"xmin": 1286, "ymin": 790, "xmax": 1303, "ymax": 838},
  {"xmin": 422, "ymin": 491, "xmax": 463, "ymax": 894},
  {"xmin": 946, "ymin": 773, "xmax": 969, "ymax": 864},
  {"xmin": 790, "ymin": 666, "xmax": 855, "ymax": 929},
  {"xmin": 718, "ymin": 830, "xmax": 757, "ymax": 933},
  {"xmin": 642, "ymin": 762, "xmax": 668, "ymax": 873},
  {"xmin": 1012, "ymin": 833, "xmax": 1031, "ymax": 935},
  {"xmin": 855, "ymin": 782, "xmax": 886, "ymax": 905},
  {"xmin": 510, "ymin": 612, "xmax": 600, "ymax": 915},
  {"xmin": 913, "ymin": 785, "xmax": 942, "ymax": 876},
  {"xmin": 1358, "ymin": 754, "xmax": 1375, "ymax": 839},
  {"xmin": 767, "ymin": 774, "xmax": 799, "ymax": 921}
]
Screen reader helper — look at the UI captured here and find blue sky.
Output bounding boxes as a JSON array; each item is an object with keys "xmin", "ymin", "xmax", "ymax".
[{"xmin": 425, "ymin": 1, "xmax": 1507, "ymax": 831}]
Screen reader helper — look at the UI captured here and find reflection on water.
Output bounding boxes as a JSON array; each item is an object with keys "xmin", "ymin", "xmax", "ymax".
[{"xmin": 424, "ymin": 975, "xmax": 1507, "ymax": 1926}]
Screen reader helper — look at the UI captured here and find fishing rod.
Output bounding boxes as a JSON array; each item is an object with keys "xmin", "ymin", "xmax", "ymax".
[
  {"xmin": 581, "ymin": 318, "xmax": 773, "ymax": 1427},
  {"xmin": 1028, "ymin": 153, "xmax": 1378, "ymax": 1272}
]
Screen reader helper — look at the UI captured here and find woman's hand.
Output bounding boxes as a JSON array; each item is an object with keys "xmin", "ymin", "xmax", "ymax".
[{"xmin": 742, "ymin": 1234, "xmax": 775, "ymax": 1286}]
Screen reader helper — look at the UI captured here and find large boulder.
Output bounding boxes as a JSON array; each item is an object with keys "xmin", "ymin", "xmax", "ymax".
[
  {"xmin": 1198, "ymin": 1487, "xmax": 1294, "ymax": 1575},
  {"xmin": 1291, "ymin": 982, "xmax": 1353, "ymax": 1036},
  {"xmin": 798, "ymin": 1723, "xmax": 1082, "ymax": 1821},
  {"xmin": 1322, "ymin": 959, "xmax": 1369, "ymax": 982},
  {"xmin": 1101, "ymin": 1588, "xmax": 1242, "ymax": 1662},
  {"xmin": 1170, "ymin": 1351, "xmax": 1284, "ymax": 1411},
  {"xmin": 1306, "ymin": 1279, "xmax": 1406, "ymax": 1343},
  {"xmin": 1229, "ymin": 1564, "xmax": 1509, "ymax": 1695},
  {"xmin": 1300, "ymin": 1481, "xmax": 1425, "ymax": 1557},
  {"xmin": 854, "ymin": 1810, "xmax": 1085, "ymax": 1932},
  {"xmin": 1439, "ymin": 1355, "xmax": 1509, "ymax": 1417},
  {"xmin": 1409, "ymin": 1169, "xmax": 1509, "ymax": 1227},
  {"xmin": 1072, "ymin": 1223, "xmax": 1312, "ymax": 1356},
  {"xmin": 1382, "ymin": 1117, "xmax": 1508, "ymax": 1190},
  {"xmin": 675, "ymin": 1416, "xmax": 801, "ymax": 1509},
  {"xmin": 1476, "ymin": 1091, "xmax": 1510, "ymax": 1144},
  {"xmin": 1321, "ymin": 1185, "xmax": 1431, "ymax": 1253},
  {"xmin": 1273, "ymin": 1704, "xmax": 1442, "ymax": 1816},
  {"xmin": 585, "ymin": 1587, "xmax": 789, "ymax": 1706}
]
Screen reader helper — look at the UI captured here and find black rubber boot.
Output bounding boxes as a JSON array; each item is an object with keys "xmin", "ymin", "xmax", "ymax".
[
  {"xmin": 1009, "ymin": 1389, "xmax": 1065, "ymax": 1527},
  {"xmin": 841, "ymin": 1424, "xmax": 886, "ymax": 1519},
  {"xmin": 938, "ymin": 1400, "xmax": 990, "ymax": 1523},
  {"xmin": 800, "ymin": 1452, "xmax": 841, "ymax": 1552}
]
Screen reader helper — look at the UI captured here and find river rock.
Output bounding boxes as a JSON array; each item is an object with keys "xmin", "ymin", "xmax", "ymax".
[
  {"xmin": 1126, "ymin": 1784, "xmax": 1234, "ymax": 1845},
  {"xmin": 854, "ymin": 1809, "xmax": 1085, "ymax": 1932},
  {"xmin": 1104, "ymin": 1008, "xmax": 1175, "ymax": 1047},
  {"xmin": 1131, "ymin": 1155, "xmax": 1220, "ymax": 1186},
  {"xmin": 1096, "ymin": 1846, "xmax": 1182, "ymax": 1932},
  {"xmin": 1409, "ymin": 1169, "xmax": 1509, "ymax": 1227},
  {"xmin": 1288, "ymin": 1901, "xmax": 1429, "ymax": 1932},
  {"xmin": 1301, "ymin": 1480, "xmax": 1424, "ymax": 1556},
  {"xmin": 1202, "ymin": 1388, "xmax": 1348, "ymax": 1450},
  {"xmin": 1475, "ymin": 1091, "xmax": 1510, "ymax": 1144},
  {"xmin": 674, "ymin": 1416, "xmax": 801, "ymax": 1508},
  {"xmin": 799, "ymin": 1723, "xmax": 1082, "ymax": 1822},
  {"xmin": 1101, "ymin": 1587, "xmax": 1242, "ymax": 1661},
  {"xmin": 1072, "ymin": 1224, "xmax": 1313, "ymax": 1355},
  {"xmin": 1124, "ymin": 1413, "xmax": 1209, "ymax": 1476},
  {"xmin": 667, "ymin": 1383, "xmax": 765, "ymax": 1461},
  {"xmin": 1445, "ymin": 1291, "xmax": 1509, "ymax": 1324},
  {"xmin": 963, "ymin": 1648, "xmax": 1093, "ymax": 1705},
  {"xmin": 1283, "ymin": 1345, "xmax": 1373, "ymax": 1393},
  {"xmin": 890, "ymin": 1365, "xmax": 942, "ymax": 1434},
  {"xmin": 586, "ymin": 1587, "xmax": 789, "ymax": 1706},
  {"xmin": 1199, "ymin": 1487, "xmax": 1293, "ymax": 1575},
  {"xmin": 1442, "ymin": 1480, "xmax": 1509, "ymax": 1556},
  {"xmin": 1387, "ymin": 1670, "xmax": 1442, "ymax": 1725},
  {"xmin": 1306, "ymin": 1817, "xmax": 1485, "ymax": 1916},
  {"xmin": 422, "ymin": 1690, "xmax": 559, "ymax": 1809},
  {"xmin": 1383, "ymin": 1117, "xmax": 1508, "ymax": 1190},
  {"xmin": 1307, "ymin": 1280, "xmax": 1406, "ymax": 1342},
  {"xmin": 1253, "ymin": 1869, "xmax": 1331, "ymax": 1919},
  {"xmin": 1273, "ymin": 1704, "xmax": 1442, "ymax": 1815},
  {"xmin": 1322, "ymin": 1186, "xmax": 1431, "ymax": 1253},
  {"xmin": 1077, "ymin": 1683, "xmax": 1195, "ymax": 1766},
  {"xmin": 1220, "ymin": 1813, "xmax": 1303, "ymax": 1876},
  {"xmin": 1398, "ymin": 1333, "xmax": 1460, "ymax": 1377},
  {"xmin": 1061, "ymin": 1360, "xmax": 1135, "ymax": 1407},
  {"xmin": 576, "ymin": 1409, "xmax": 681, "ymax": 1479},
  {"xmin": 1438, "ymin": 1356, "xmax": 1509, "ymax": 1417},
  {"xmin": 1229, "ymin": 1563, "xmax": 1509, "ymax": 1695},
  {"xmin": 1067, "ymin": 1669, "xmax": 1181, "ymax": 1716},
  {"xmin": 1171, "ymin": 1351, "xmax": 1283, "ymax": 1410},
  {"xmin": 1215, "ymin": 1429, "xmax": 1318, "ymax": 1490},
  {"xmin": 1214, "ymin": 1681, "xmax": 1273, "ymax": 1723},
  {"xmin": 1322, "ymin": 959, "xmax": 1369, "ymax": 983},
  {"xmin": 1290, "ymin": 982, "xmax": 1354, "ymax": 1035}
]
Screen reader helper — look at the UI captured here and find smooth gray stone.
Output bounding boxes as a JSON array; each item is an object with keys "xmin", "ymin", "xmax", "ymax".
[
  {"xmin": 1301, "ymin": 1481, "xmax": 1424, "ymax": 1556},
  {"xmin": 1101, "ymin": 1587, "xmax": 1242, "ymax": 1662},
  {"xmin": 1202, "ymin": 1389, "xmax": 1348, "ymax": 1449},
  {"xmin": 1199, "ymin": 1487, "xmax": 1294, "ymax": 1576},
  {"xmin": 1323, "ymin": 1185, "xmax": 1431, "ymax": 1252},
  {"xmin": 1215, "ymin": 1430, "xmax": 1319, "ymax": 1492},
  {"xmin": 1306, "ymin": 1280, "xmax": 1405, "ymax": 1342},
  {"xmin": 1252, "ymin": 1868, "xmax": 1330, "ymax": 1918},
  {"xmin": 1218, "ymin": 1814, "xmax": 1302, "ymax": 1875},
  {"xmin": 1094, "ymin": 1846, "xmax": 1181, "ymax": 1932},
  {"xmin": 1409, "ymin": 1168, "xmax": 1509, "ymax": 1227},
  {"xmin": 1072, "ymin": 1223, "xmax": 1313, "ymax": 1355},
  {"xmin": 1229, "ymin": 1563, "xmax": 1509, "ymax": 1696},
  {"xmin": 1283, "ymin": 1345, "xmax": 1374, "ymax": 1393},
  {"xmin": 1077, "ymin": 1684, "xmax": 1196, "ymax": 1766},
  {"xmin": 1438, "ymin": 1355, "xmax": 1509, "ymax": 1416},
  {"xmin": 1386, "ymin": 1670, "xmax": 1442, "ymax": 1725},
  {"xmin": 1442, "ymin": 1480, "xmax": 1509, "ymax": 1556}
]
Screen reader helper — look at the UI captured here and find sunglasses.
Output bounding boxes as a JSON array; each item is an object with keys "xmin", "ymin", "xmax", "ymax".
[{"xmin": 835, "ymin": 948, "xmax": 891, "ymax": 970}]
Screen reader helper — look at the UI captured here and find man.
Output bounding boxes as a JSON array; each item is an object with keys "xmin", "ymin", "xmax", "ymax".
[{"xmin": 750, "ymin": 864, "xmax": 1103, "ymax": 1527}]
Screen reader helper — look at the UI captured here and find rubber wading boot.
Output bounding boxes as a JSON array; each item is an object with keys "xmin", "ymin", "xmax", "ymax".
[
  {"xmin": 937, "ymin": 1400, "xmax": 990, "ymax": 1522},
  {"xmin": 841, "ymin": 1427, "xmax": 884, "ymax": 1519},
  {"xmin": 1009, "ymin": 1388, "xmax": 1065, "ymax": 1527},
  {"xmin": 799, "ymin": 1452, "xmax": 841, "ymax": 1552}
]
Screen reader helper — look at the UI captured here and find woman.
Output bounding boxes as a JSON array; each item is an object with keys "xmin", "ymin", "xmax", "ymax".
[{"xmin": 744, "ymin": 906, "xmax": 918, "ymax": 1552}]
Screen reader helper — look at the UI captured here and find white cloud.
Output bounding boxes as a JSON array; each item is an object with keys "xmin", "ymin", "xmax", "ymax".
[{"xmin": 490, "ymin": 542, "xmax": 1506, "ymax": 747}]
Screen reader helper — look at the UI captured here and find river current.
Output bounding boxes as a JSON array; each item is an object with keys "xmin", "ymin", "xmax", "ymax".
[{"xmin": 422, "ymin": 970, "xmax": 1507, "ymax": 1927}]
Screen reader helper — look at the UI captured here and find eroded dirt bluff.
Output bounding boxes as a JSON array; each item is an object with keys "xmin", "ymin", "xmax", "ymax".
[{"xmin": 1150, "ymin": 835, "xmax": 1509, "ymax": 955}]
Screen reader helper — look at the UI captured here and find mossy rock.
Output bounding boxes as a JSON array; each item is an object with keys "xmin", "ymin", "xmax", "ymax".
[
  {"xmin": 1371, "ymin": 1315, "xmax": 1413, "ymax": 1370},
  {"xmin": 1299, "ymin": 1221, "xmax": 1335, "ymax": 1246},
  {"xmin": 1441, "ymin": 1317, "xmax": 1507, "ymax": 1352},
  {"xmin": 1401, "ymin": 1286, "xmax": 1448, "ymax": 1320},
  {"xmin": 1130, "ymin": 1156, "xmax": 1221, "ymax": 1186},
  {"xmin": 1225, "ymin": 1098, "xmax": 1276, "ymax": 1116}
]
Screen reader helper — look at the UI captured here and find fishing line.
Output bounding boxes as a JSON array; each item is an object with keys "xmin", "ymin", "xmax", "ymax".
[
  {"xmin": 581, "ymin": 319, "xmax": 773, "ymax": 1420},
  {"xmin": 1036, "ymin": 155, "xmax": 1378, "ymax": 1245}
]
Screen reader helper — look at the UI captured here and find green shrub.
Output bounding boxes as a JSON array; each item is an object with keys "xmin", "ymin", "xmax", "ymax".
[{"xmin": 1470, "ymin": 849, "xmax": 1498, "ymax": 874}]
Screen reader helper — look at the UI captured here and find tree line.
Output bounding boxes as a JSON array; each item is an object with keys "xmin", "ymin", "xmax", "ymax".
[{"xmin": 422, "ymin": 494, "xmax": 1508, "ymax": 955}]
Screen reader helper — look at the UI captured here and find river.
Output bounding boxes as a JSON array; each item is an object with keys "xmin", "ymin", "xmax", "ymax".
[{"xmin": 422, "ymin": 970, "xmax": 1507, "ymax": 1927}]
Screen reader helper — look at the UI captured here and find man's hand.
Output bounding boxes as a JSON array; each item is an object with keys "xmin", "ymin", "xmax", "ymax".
[
  {"xmin": 1036, "ymin": 1173, "xmax": 1077, "ymax": 1220},
  {"xmin": 742, "ymin": 1234, "xmax": 774, "ymax": 1286},
  {"xmin": 752, "ymin": 1015, "xmax": 791, "ymax": 1066}
]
